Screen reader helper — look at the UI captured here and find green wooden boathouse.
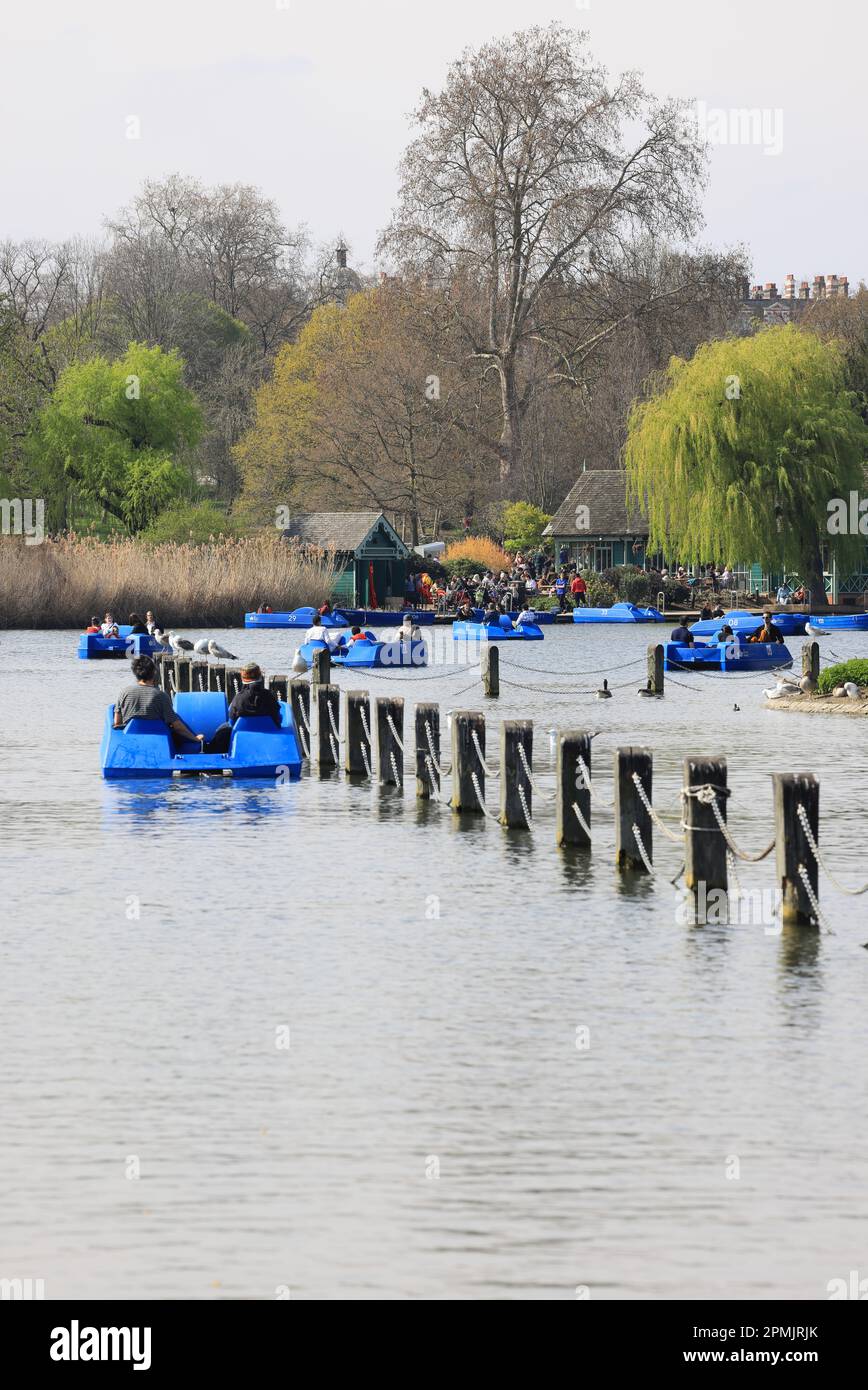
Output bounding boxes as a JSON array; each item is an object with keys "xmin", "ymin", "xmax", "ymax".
[{"xmin": 282, "ymin": 511, "xmax": 410, "ymax": 608}]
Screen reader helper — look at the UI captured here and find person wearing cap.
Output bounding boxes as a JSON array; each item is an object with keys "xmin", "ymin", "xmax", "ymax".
[{"xmin": 205, "ymin": 662, "xmax": 282, "ymax": 754}]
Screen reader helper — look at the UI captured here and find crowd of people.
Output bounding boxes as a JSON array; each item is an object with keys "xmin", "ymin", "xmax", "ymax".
[
  {"xmin": 415, "ymin": 549, "xmax": 589, "ymax": 616},
  {"xmin": 85, "ymin": 610, "xmax": 159, "ymax": 637}
]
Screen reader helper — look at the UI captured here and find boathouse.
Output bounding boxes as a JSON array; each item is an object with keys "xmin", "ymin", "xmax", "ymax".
[
  {"xmin": 281, "ymin": 511, "xmax": 410, "ymax": 608},
  {"xmin": 544, "ymin": 468, "xmax": 652, "ymax": 571}
]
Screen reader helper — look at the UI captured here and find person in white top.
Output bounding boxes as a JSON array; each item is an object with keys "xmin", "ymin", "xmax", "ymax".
[{"xmin": 304, "ymin": 616, "xmax": 342, "ymax": 648}]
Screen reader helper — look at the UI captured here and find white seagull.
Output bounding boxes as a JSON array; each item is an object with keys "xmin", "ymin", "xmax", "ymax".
[
  {"xmin": 844, "ymin": 681, "xmax": 860, "ymax": 699},
  {"xmin": 291, "ymin": 650, "xmax": 308, "ymax": 674},
  {"xmin": 167, "ymin": 632, "xmax": 194, "ymax": 654},
  {"xmin": 207, "ymin": 639, "xmax": 237, "ymax": 660},
  {"xmin": 151, "ymin": 629, "xmax": 171, "ymax": 650},
  {"xmin": 193, "ymin": 638, "xmax": 210, "ymax": 655}
]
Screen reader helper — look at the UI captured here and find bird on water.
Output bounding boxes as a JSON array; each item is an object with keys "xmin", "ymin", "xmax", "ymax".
[{"xmin": 596, "ymin": 679, "xmax": 612, "ymax": 699}]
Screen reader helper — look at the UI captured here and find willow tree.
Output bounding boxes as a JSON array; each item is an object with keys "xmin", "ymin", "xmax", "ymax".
[{"xmin": 624, "ymin": 325, "xmax": 868, "ymax": 604}]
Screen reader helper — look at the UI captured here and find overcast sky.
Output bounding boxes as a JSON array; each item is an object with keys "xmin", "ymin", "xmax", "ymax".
[{"xmin": 2, "ymin": 0, "xmax": 865, "ymax": 287}]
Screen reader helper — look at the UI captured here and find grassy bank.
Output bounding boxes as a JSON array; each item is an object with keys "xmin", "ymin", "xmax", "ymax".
[{"xmin": 0, "ymin": 535, "xmax": 336, "ymax": 629}]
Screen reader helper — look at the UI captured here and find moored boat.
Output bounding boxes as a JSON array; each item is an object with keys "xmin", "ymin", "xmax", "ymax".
[
  {"xmin": 244, "ymin": 607, "xmax": 351, "ymax": 629},
  {"xmin": 689, "ymin": 610, "xmax": 808, "ymax": 638},
  {"xmin": 664, "ymin": 640, "xmax": 793, "ymax": 673},
  {"xmin": 572, "ymin": 602, "xmax": 665, "ymax": 624},
  {"xmin": 806, "ymin": 613, "xmax": 868, "ymax": 633}
]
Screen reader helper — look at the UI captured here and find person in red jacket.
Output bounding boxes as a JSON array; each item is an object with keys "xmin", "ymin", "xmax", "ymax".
[{"xmin": 569, "ymin": 573, "xmax": 588, "ymax": 608}]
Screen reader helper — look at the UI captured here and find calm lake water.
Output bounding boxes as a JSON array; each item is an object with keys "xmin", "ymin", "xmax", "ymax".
[{"xmin": 2, "ymin": 623, "xmax": 867, "ymax": 1300}]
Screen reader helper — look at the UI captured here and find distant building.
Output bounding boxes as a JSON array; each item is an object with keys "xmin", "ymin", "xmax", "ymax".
[
  {"xmin": 544, "ymin": 468, "xmax": 651, "ymax": 571},
  {"xmin": 734, "ymin": 272, "xmax": 850, "ymax": 331},
  {"xmin": 322, "ymin": 241, "xmax": 363, "ymax": 307},
  {"xmin": 282, "ymin": 511, "xmax": 409, "ymax": 607}
]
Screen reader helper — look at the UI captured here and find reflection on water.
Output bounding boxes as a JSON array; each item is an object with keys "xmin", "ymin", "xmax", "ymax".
[{"xmin": 1, "ymin": 627, "xmax": 867, "ymax": 1300}]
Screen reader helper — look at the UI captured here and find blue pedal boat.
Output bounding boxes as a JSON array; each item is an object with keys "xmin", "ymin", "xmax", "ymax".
[
  {"xmin": 806, "ymin": 613, "xmax": 868, "ymax": 632},
  {"xmin": 244, "ymin": 606, "xmax": 352, "ymax": 629},
  {"xmin": 299, "ymin": 635, "xmax": 428, "ymax": 668},
  {"xmin": 452, "ymin": 618, "xmax": 544, "ymax": 641},
  {"xmin": 79, "ymin": 626, "xmax": 167, "ymax": 659},
  {"xmin": 572, "ymin": 602, "xmax": 665, "ymax": 624},
  {"xmin": 101, "ymin": 692, "xmax": 303, "ymax": 779},
  {"xmin": 470, "ymin": 608, "xmax": 555, "ymax": 625},
  {"xmin": 664, "ymin": 641, "xmax": 793, "ymax": 673},
  {"xmin": 689, "ymin": 610, "xmax": 808, "ymax": 638}
]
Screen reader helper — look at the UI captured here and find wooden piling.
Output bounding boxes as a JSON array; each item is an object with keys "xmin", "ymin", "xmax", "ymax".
[
  {"xmin": 315, "ymin": 684, "xmax": 340, "ymax": 769},
  {"xmin": 268, "ymin": 674, "xmax": 289, "ymax": 703},
  {"xmin": 312, "ymin": 646, "xmax": 331, "ymax": 686},
  {"xmin": 614, "ymin": 747, "xmax": 653, "ymax": 872},
  {"xmin": 773, "ymin": 773, "xmax": 820, "ymax": 925},
  {"xmin": 555, "ymin": 730, "xmax": 593, "ymax": 849},
  {"xmin": 344, "ymin": 691, "xmax": 371, "ymax": 777},
  {"xmin": 153, "ymin": 653, "xmax": 169, "ymax": 691},
  {"xmin": 451, "ymin": 711, "xmax": 486, "ymax": 813},
  {"xmin": 481, "ymin": 645, "xmax": 500, "ymax": 697},
  {"xmin": 415, "ymin": 702, "xmax": 440, "ymax": 799},
  {"xmin": 683, "ymin": 757, "xmax": 728, "ymax": 912},
  {"xmin": 290, "ymin": 680, "xmax": 311, "ymax": 758},
  {"xmin": 208, "ymin": 662, "xmax": 226, "ymax": 694},
  {"xmin": 375, "ymin": 696, "xmax": 404, "ymax": 787},
  {"xmin": 499, "ymin": 720, "xmax": 533, "ymax": 829},
  {"xmin": 225, "ymin": 666, "xmax": 243, "ymax": 699},
  {"xmin": 802, "ymin": 641, "xmax": 819, "ymax": 683},
  {"xmin": 174, "ymin": 656, "xmax": 193, "ymax": 693},
  {"xmin": 647, "ymin": 643, "xmax": 664, "ymax": 695},
  {"xmin": 191, "ymin": 659, "xmax": 209, "ymax": 693}
]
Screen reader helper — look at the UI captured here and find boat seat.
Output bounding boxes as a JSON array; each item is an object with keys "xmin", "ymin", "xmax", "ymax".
[
  {"xmin": 123, "ymin": 718, "xmax": 169, "ymax": 736},
  {"xmin": 232, "ymin": 716, "xmax": 281, "ymax": 734}
]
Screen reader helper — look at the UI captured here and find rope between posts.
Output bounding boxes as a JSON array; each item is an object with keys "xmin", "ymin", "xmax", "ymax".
[
  {"xmin": 797, "ymin": 803, "xmax": 868, "ymax": 894},
  {"xmin": 632, "ymin": 822, "xmax": 657, "ymax": 875},
  {"xmin": 327, "ymin": 701, "xmax": 343, "ymax": 743},
  {"xmin": 518, "ymin": 783, "xmax": 534, "ymax": 832},
  {"xmin": 386, "ymin": 713, "xmax": 404, "ymax": 753},
  {"xmin": 701, "ymin": 791, "xmax": 776, "ymax": 862},
  {"xmin": 389, "ymin": 751, "xmax": 403, "ymax": 787},
  {"xmin": 360, "ymin": 706, "xmax": 371, "ymax": 742},
  {"xmin": 470, "ymin": 772, "xmax": 497, "ymax": 811},
  {"xmin": 500, "ymin": 653, "xmax": 647, "ymax": 677},
  {"xmin": 572, "ymin": 801, "xmax": 593, "ymax": 839},
  {"xmin": 797, "ymin": 864, "xmax": 833, "ymax": 933},
  {"xmin": 577, "ymin": 756, "xmax": 614, "ymax": 807},
  {"xmin": 472, "ymin": 728, "xmax": 500, "ymax": 777},
  {"xmin": 631, "ymin": 771, "xmax": 681, "ymax": 842},
  {"xmin": 424, "ymin": 754, "xmax": 449, "ymax": 806},
  {"xmin": 727, "ymin": 850, "xmax": 743, "ymax": 900},
  {"xmin": 425, "ymin": 720, "xmax": 451, "ymax": 777},
  {"xmin": 517, "ymin": 742, "xmax": 555, "ymax": 800},
  {"xmin": 329, "ymin": 732, "xmax": 339, "ymax": 765},
  {"xmin": 361, "ymin": 742, "xmax": 372, "ymax": 779}
]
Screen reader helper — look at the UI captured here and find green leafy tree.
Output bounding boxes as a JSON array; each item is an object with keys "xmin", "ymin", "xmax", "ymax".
[
  {"xmin": 501, "ymin": 501, "xmax": 551, "ymax": 552},
  {"xmin": 33, "ymin": 342, "xmax": 202, "ymax": 533},
  {"xmin": 141, "ymin": 500, "xmax": 239, "ymax": 544},
  {"xmin": 624, "ymin": 325, "xmax": 868, "ymax": 605}
]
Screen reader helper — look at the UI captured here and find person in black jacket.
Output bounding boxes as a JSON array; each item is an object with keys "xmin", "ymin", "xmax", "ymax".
[{"xmin": 205, "ymin": 662, "xmax": 281, "ymax": 753}]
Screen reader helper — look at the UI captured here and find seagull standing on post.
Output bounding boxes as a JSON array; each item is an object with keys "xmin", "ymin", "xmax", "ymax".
[{"xmin": 208, "ymin": 639, "xmax": 238, "ymax": 660}]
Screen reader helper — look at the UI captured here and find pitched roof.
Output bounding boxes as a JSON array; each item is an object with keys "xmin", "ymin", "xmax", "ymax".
[
  {"xmin": 281, "ymin": 511, "xmax": 409, "ymax": 555},
  {"xmin": 545, "ymin": 469, "xmax": 649, "ymax": 538}
]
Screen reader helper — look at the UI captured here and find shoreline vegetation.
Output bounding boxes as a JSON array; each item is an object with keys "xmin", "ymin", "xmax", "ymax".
[{"xmin": 0, "ymin": 535, "xmax": 336, "ymax": 629}]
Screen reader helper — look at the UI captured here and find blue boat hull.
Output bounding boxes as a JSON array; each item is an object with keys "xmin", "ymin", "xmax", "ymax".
[
  {"xmin": 470, "ymin": 608, "xmax": 555, "ymax": 624},
  {"xmin": 245, "ymin": 607, "xmax": 351, "ymax": 629},
  {"xmin": 299, "ymin": 637, "xmax": 428, "ymax": 668},
  {"xmin": 79, "ymin": 627, "xmax": 167, "ymax": 659},
  {"xmin": 807, "ymin": 613, "xmax": 868, "ymax": 632},
  {"xmin": 100, "ymin": 692, "xmax": 303, "ymax": 779},
  {"xmin": 452, "ymin": 620, "xmax": 544, "ymax": 641},
  {"xmin": 572, "ymin": 602, "xmax": 665, "ymax": 624},
  {"xmin": 689, "ymin": 610, "xmax": 808, "ymax": 638},
  {"xmin": 664, "ymin": 641, "xmax": 793, "ymax": 673}
]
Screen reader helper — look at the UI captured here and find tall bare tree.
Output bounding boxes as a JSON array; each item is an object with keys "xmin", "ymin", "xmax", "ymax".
[{"xmin": 380, "ymin": 23, "xmax": 709, "ymax": 478}]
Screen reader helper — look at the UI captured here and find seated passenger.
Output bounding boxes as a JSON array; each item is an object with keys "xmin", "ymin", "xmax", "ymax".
[
  {"xmin": 712, "ymin": 623, "xmax": 735, "ymax": 645},
  {"xmin": 318, "ymin": 602, "xmax": 333, "ymax": 617},
  {"xmin": 128, "ymin": 612, "xmax": 149, "ymax": 635},
  {"xmin": 304, "ymin": 614, "xmax": 341, "ymax": 648},
  {"xmin": 205, "ymin": 663, "xmax": 281, "ymax": 753},
  {"xmin": 456, "ymin": 600, "xmax": 474, "ymax": 621},
  {"xmin": 482, "ymin": 605, "xmax": 500, "ymax": 626},
  {"xmin": 748, "ymin": 613, "xmax": 784, "ymax": 644},
  {"xmin": 145, "ymin": 610, "xmax": 158, "ymax": 634},
  {"xmin": 670, "ymin": 623, "xmax": 694, "ymax": 646},
  {"xmin": 349, "ymin": 625, "xmax": 369, "ymax": 643},
  {"xmin": 85, "ymin": 616, "xmax": 100, "ymax": 633},
  {"xmin": 514, "ymin": 604, "xmax": 536, "ymax": 626},
  {"xmin": 699, "ymin": 607, "xmax": 712, "ymax": 621},
  {"xmin": 101, "ymin": 611, "xmax": 120, "ymax": 637},
  {"xmin": 114, "ymin": 655, "xmax": 204, "ymax": 747}
]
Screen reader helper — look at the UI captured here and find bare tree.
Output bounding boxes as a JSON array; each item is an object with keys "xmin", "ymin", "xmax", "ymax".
[{"xmin": 380, "ymin": 23, "xmax": 708, "ymax": 478}]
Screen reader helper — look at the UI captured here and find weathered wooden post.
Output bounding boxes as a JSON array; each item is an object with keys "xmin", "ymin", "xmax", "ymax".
[
  {"xmin": 344, "ymin": 690, "xmax": 371, "ymax": 777},
  {"xmin": 481, "ymin": 645, "xmax": 500, "ymax": 698},
  {"xmin": 773, "ymin": 773, "xmax": 820, "ymax": 925},
  {"xmin": 647, "ymin": 643, "xmax": 665, "ymax": 696},
  {"xmin": 153, "ymin": 653, "xmax": 168, "ymax": 690},
  {"xmin": 499, "ymin": 720, "xmax": 533, "ymax": 829},
  {"xmin": 451, "ymin": 711, "xmax": 486, "ymax": 813},
  {"xmin": 268, "ymin": 674, "xmax": 289, "ymax": 703},
  {"xmin": 555, "ymin": 730, "xmax": 593, "ymax": 849},
  {"xmin": 802, "ymin": 641, "xmax": 819, "ymax": 683},
  {"xmin": 191, "ymin": 659, "xmax": 209, "ymax": 692},
  {"xmin": 312, "ymin": 646, "xmax": 331, "ymax": 686},
  {"xmin": 614, "ymin": 747, "xmax": 653, "ymax": 872},
  {"xmin": 316, "ymin": 683, "xmax": 340, "ymax": 769},
  {"xmin": 375, "ymin": 696, "xmax": 404, "ymax": 787},
  {"xmin": 225, "ymin": 666, "xmax": 243, "ymax": 700},
  {"xmin": 415, "ymin": 702, "xmax": 441, "ymax": 799},
  {"xmin": 290, "ymin": 679, "xmax": 311, "ymax": 758},
  {"xmin": 174, "ymin": 656, "xmax": 193, "ymax": 693},
  {"xmin": 208, "ymin": 662, "xmax": 226, "ymax": 694},
  {"xmin": 683, "ymin": 757, "xmax": 728, "ymax": 916}
]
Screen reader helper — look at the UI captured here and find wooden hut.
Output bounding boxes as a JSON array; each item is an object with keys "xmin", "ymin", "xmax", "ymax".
[{"xmin": 282, "ymin": 511, "xmax": 410, "ymax": 608}]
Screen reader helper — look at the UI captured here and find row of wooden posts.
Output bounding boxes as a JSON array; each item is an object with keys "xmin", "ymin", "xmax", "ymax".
[{"xmin": 153, "ymin": 651, "xmax": 822, "ymax": 927}]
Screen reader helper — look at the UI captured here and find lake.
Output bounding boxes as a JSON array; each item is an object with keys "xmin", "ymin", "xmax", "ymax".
[{"xmin": 1, "ymin": 623, "xmax": 867, "ymax": 1300}]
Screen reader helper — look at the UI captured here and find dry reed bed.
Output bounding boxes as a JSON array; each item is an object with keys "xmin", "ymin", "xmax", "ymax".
[{"xmin": 0, "ymin": 536, "xmax": 336, "ymax": 628}]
